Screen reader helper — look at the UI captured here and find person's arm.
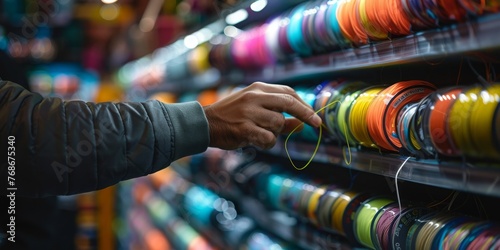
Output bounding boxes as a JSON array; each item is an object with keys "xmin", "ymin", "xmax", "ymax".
[
  {"xmin": 0, "ymin": 80, "xmax": 209, "ymax": 197},
  {"xmin": 0, "ymin": 81, "xmax": 320, "ymax": 198}
]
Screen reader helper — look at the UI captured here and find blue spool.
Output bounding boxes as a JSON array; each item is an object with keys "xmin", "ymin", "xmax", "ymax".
[
  {"xmin": 326, "ymin": 0, "xmax": 350, "ymax": 48},
  {"xmin": 287, "ymin": 3, "xmax": 312, "ymax": 56}
]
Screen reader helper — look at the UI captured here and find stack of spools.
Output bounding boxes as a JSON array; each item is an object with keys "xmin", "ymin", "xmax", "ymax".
[
  {"xmin": 294, "ymin": 80, "xmax": 500, "ymax": 161},
  {"xmin": 210, "ymin": 0, "xmax": 500, "ymax": 69},
  {"xmin": 249, "ymin": 163, "xmax": 500, "ymax": 249}
]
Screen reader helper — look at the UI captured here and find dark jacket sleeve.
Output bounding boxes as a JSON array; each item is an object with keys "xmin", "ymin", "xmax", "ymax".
[{"xmin": 0, "ymin": 81, "xmax": 210, "ymax": 197}]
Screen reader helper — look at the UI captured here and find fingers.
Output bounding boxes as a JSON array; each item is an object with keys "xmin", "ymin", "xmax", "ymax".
[
  {"xmin": 253, "ymin": 109, "xmax": 286, "ymax": 135},
  {"xmin": 248, "ymin": 82, "xmax": 312, "ymax": 108},
  {"xmin": 257, "ymin": 92, "xmax": 322, "ymax": 127},
  {"xmin": 281, "ymin": 118, "xmax": 304, "ymax": 135},
  {"xmin": 248, "ymin": 127, "xmax": 277, "ymax": 149}
]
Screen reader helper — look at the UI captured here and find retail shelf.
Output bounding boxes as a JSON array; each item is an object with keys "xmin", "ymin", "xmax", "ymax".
[
  {"xmin": 267, "ymin": 140, "xmax": 500, "ymax": 198},
  {"xmin": 224, "ymin": 13, "xmax": 500, "ymax": 85}
]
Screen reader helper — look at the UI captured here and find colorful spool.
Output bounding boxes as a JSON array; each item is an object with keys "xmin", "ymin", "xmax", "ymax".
[
  {"xmin": 411, "ymin": 94, "xmax": 436, "ymax": 156},
  {"xmin": 372, "ymin": 203, "xmax": 401, "ymax": 249},
  {"xmin": 366, "ymin": 80, "xmax": 436, "ymax": 151},
  {"xmin": 324, "ymin": 81, "xmax": 367, "ymax": 142},
  {"xmin": 414, "ymin": 213, "xmax": 456, "ymax": 250},
  {"xmin": 315, "ymin": 0, "xmax": 337, "ymax": 50},
  {"xmin": 354, "ymin": 197, "xmax": 395, "ymax": 249},
  {"xmin": 265, "ymin": 16, "xmax": 285, "ymax": 61},
  {"xmin": 337, "ymin": 89, "xmax": 363, "ymax": 145},
  {"xmin": 340, "ymin": 192, "xmax": 371, "ymax": 244},
  {"xmin": 316, "ymin": 186, "xmax": 343, "ymax": 229},
  {"xmin": 298, "ymin": 183, "xmax": 317, "ymax": 219},
  {"xmin": 424, "ymin": 87, "xmax": 463, "ymax": 156},
  {"xmin": 307, "ymin": 185, "xmax": 327, "ymax": 225},
  {"xmin": 469, "ymin": 84, "xmax": 500, "ymax": 159},
  {"xmin": 349, "ymin": 86, "xmax": 384, "ymax": 149},
  {"xmin": 287, "ymin": 3, "xmax": 313, "ymax": 56},
  {"xmin": 357, "ymin": 0, "xmax": 388, "ymax": 40},
  {"xmin": 397, "ymin": 103, "xmax": 421, "ymax": 155},
  {"xmin": 266, "ymin": 174, "xmax": 286, "ymax": 209},
  {"xmin": 326, "ymin": 0, "xmax": 351, "ymax": 48},
  {"xmin": 391, "ymin": 207, "xmax": 431, "ymax": 250},
  {"xmin": 313, "ymin": 80, "xmax": 342, "ymax": 138},
  {"xmin": 447, "ymin": 86, "xmax": 482, "ymax": 157}
]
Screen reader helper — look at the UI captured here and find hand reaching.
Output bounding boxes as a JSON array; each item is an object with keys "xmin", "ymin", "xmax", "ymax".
[{"xmin": 203, "ymin": 82, "xmax": 321, "ymax": 150}]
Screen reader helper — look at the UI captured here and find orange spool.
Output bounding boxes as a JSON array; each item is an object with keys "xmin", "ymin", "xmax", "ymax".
[
  {"xmin": 367, "ymin": 81, "xmax": 436, "ymax": 151},
  {"xmin": 428, "ymin": 88, "xmax": 463, "ymax": 156}
]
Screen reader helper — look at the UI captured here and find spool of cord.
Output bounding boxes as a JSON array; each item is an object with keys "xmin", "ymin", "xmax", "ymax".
[
  {"xmin": 432, "ymin": 216, "xmax": 473, "ymax": 249},
  {"xmin": 337, "ymin": 89, "xmax": 363, "ymax": 145},
  {"xmin": 464, "ymin": 224, "xmax": 500, "ymax": 249},
  {"xmin": 287, "ymin": 3, "xmax": 313, "ymax": 56},
  {"xmin": 325, "ymin": 81, "xmax": 367, "ymax": 142},
  {"xmin": 308, "ymin": 185, "xmax": 327, "ymax": 226},
  {"xmin": 459, "ymin": 0, "xmax": 500, "ymax": 15},
  {"xmin": 349, "ymin": 86, "xmax": 385, "ymax": 149},
  {"xmin": 337, "ymin": 0, "xmax": 367, "ymax": 45},
  {"xmin": 388, "ymin": 0, "xmax": 412, "ymax": 36},
  {"xmin": 265, "ymin": 16, "xmax": 286, "ymax": 61},
  {"xmin": 457, "ymin": 222, "xmax": 495, "ymax": 249},
  {"xmin": 373, "ymin": 203, "xmax": 402, "ymax": 250},
  {"xmin": 315, "ymin": 0, "xmax": 338, "ymax": 50},
  {"xmin": 391, "ymin": 207, "xmax": 432, "ymax": 250},
  {"xmin": 397, "ymin": 103, "xmax": 421, "ymax": 155},
  {"xmin": 414, "ymin": 213, "xmax": 456, "ymax": 250},
  {"xmin": 278, "ymin": 177, "xmax": 297, "ymax": 211},
  {"xmin": 357, "ymin": 0, "xmax": 388, "ymax": 40},
  {"xmin": 406, "ymin": 212, "xmax": 438, "ymax": 249},
  {"xmin": 280, "ymin": 179, "xmax": 306, "ymax": 214},
  {"xmin": 366, "ymin": 80, "xmax": 436, "ymax": 152},
  {"xmin": 447, "ymin": 86, "xmax": 482, "ymax": 157},
  {"xmin": 354, "ymin": 197, "xmax": 395, "ymax": 249},
  {"xmin": 314, "ymin": 80, "xmax": 343, "ymax": 139},
  {"xmin": 302, "ymin": 1, "xmax": 324, "ymax": 54},
  {"xmin": 469, "ymin": 84, "xmax": 500, "ymax": 159},
  {"xmin": 335, "ymin": 191, "xmax": 370, "ymax": 242},
  {"xmin": 422, "ymin": 87, "xmax": 463, "ymax": 156},
  {"xmin": 298, "ymin": 183, "xmax": 317, "ymax": 219},
  {"xmin": 266, "ymin": 174, "xmax": 286, "ymax": 209},
  {"xmin": 316, "ymin": 186, "xmax": 343, "ymax": 229},
  {"xmin": 441, "ymin": 221, "xmax": 482, "ymax": 250},
  {"xmin": 326, "ymin": 0, "xmax": 351, "ymax": 48},
  {"xmin": 411, "ymin": 94, "xmax": 436, "ymax": 156}
]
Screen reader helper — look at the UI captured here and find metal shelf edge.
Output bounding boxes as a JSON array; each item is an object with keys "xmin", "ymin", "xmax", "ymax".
[{"xmin": 268, "ymin": 141, "xmax": 500, "ymax": 198}]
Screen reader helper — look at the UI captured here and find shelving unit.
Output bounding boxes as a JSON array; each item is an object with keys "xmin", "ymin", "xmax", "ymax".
[
  {"xmin": 120, "ymin": 0, "xmax": 500, "ymax": 249},
  {"xmin": 267, "ymin": 140, "xmax": 500, "ymax": 198},
  {"xmin": 227, "ymin": 13, "xmax": 500, "ymax": 85},
  {"xmin": 127, "ymin": 13, "xmax": 500, "ymax": 98}
]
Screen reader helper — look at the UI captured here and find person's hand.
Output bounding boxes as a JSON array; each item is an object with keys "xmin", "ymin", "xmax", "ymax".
[{"xmin": 203, "ymin": 82, "xmax": 322, "ymax": 150}]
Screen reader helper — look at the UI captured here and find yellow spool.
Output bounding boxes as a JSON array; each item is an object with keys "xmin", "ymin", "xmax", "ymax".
[
  {"xmin": 469, "ymin": 84, "xmax": 500, "ymax": 159},
  {"xmin": 358, "ymin": 0, "xmax": 388, "ymax": 40},
  {"xmin": 448, "ymin": 86, "xmax": 482, "ymax": 156},
  {"xmin": 337, "ymin": 90, "xmax": 362, "ymax": 145},
  {"xmin": 331, "ymin": 191, "xmax": 357, "ymax": 235},
  {"xmin": 308, "ymin": 186, "xmax": 326, "ymax": 226},
  {"xmin": 349, "ymin": 87, "xmax": 384, "ymax": 148},
  {"xmin": 353, "ymin": 197, "xmax": 394, "ymax": 249}
]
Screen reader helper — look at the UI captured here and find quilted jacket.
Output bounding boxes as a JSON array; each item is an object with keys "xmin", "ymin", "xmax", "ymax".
[{"xmin": 0, "ymin": 81, "xmax": 209, "ymax": 197}]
